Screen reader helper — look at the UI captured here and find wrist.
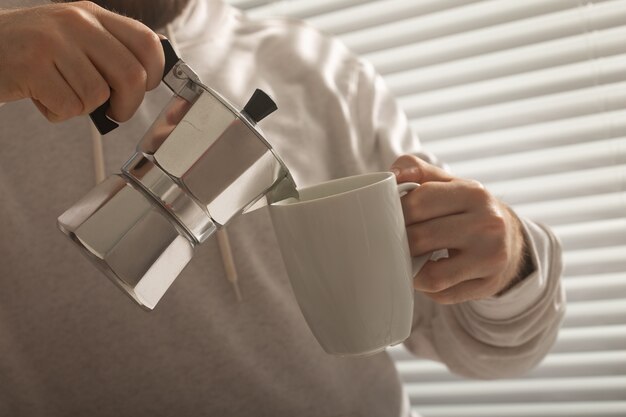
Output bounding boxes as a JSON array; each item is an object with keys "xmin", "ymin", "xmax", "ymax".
[{"xmin": 496, "ymin": 206, "xmax": 534, "ymax": 296}]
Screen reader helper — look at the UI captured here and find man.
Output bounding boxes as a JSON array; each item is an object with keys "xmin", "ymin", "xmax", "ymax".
[{"xmin": 0, "ymin": 1, "xmax": 565, "ymax": 416}]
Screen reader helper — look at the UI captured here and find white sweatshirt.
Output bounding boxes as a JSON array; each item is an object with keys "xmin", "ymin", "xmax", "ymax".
[{"xmin": 0, "ymin": 1, "xmax": 565, "ymax": 416}]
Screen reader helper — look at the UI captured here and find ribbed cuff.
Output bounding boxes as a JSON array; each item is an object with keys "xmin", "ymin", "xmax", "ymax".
[{"xmin": 468, "ymin": 219, "xmax": 550, "ymax": 321}]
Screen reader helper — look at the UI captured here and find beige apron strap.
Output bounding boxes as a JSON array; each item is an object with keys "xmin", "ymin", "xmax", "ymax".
[
  {"xmin": 216, "ymin": 228, "xmax": 242, "ymax": 302},
  {"xmin": 90, "ymin": 123, "xmax": 106, "ymax": 184}
]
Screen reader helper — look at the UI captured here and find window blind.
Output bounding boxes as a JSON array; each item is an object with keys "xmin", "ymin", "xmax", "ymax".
[{"xmin": 227, "ymin": 1, "xmax": 626, "ymax": 416}]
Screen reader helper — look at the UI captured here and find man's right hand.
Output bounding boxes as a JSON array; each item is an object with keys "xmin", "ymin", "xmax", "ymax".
[{"xmin": 0, "ymin": 1, "xmax": 164, "ymax": 123}]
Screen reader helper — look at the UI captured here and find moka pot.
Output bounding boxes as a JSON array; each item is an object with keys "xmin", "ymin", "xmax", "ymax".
[{"xmin": 57, "ymin": 40, "xmax": 297, "ymax": 310}]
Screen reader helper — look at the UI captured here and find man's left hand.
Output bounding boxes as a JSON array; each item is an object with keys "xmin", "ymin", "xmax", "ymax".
[{"xmin": 391, "ymin": 155, "xmax": 528, "ymax": 304}]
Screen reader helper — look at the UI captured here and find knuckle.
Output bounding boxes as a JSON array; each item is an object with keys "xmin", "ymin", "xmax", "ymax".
[
  {"xmin": 425, "ymin": 292, "xmax": 443, "ymax": 303},
  {"xmin": 54, "ymin": 4, "xmax": 94, "ymax": 26},
  {"xmin": 395, "ymin": 155, "xmax": 427, "ymax": 181},
  {"xmin": 123, "ymin": 63, "xmax": 148, "ymax": 89},
  {"xmin": 52, "ymin": 97, "xmax": 82, "ymax": 120},
  {"xmin": 486, "ymin": 211, "xmax": 507, "ymax": 235},
  {"xmin": 140, "ymin": 31, "xmax": 164, "ymax": 90},
  {"xmin": 46, "ymin": 114, "xmax": 64, "ymax": 123},
  {"xmin": 110, "ymin": 105, "xmax": 132, "ymax": 122},
  {"xmin": 139, "ymin": 29, "xmax": 161, "ymax": 53},
  {"xmin": 63, "ymin": 98, "xmax": 84, "ymax": 118},
  {"xmin": 74, "ymin": 1, "xmax": 101, "ymax": 13},
  {"xmin": 419, "ymin": 269, "xmax": 448, "ymax": 293},
  {"xmin": 84, "ymin": 83, "xmax": 110, "ymax": 112},
  {"xmin": 477, "ymin": 214, "xmax": 507, "ymax": 253},
  {"xmin": 43, "ymin": 109, "xmax": 61, "ymax": 123},
  {"xmin": 94, "ymin": 83, "xmax": 111, "ymax": 106},
  {"xmin": 466, "ymin": 178, "xmax": 485, "ymax": 191},
  {"xmin": 396, "ymin": 154, "xmax": 420, "ymax": 167},
  {"xmin": 487, "ymin": 207, "xmax": 506, "ymax": 233},
  {"xmin": 431, "ymin": 278, "xmax": 449, "ymax": 293},
  {"xmin": 464, "ymin": 179, "xmax": 489, "ymax": 202},
  {"xmin": 412, "ymin": 161, "xmax": 426, "ymax": 182},
  {"xmin": 428, "ymin": 291, "xmax": 455, "ymax": 305}
]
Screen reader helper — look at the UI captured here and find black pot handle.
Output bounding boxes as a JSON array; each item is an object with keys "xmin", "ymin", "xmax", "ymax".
[{"xmin": 89, "ymin": 38, "xmax": 179, "ymax": 135}]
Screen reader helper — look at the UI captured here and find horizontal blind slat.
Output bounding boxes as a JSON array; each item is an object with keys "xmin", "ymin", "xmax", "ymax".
[
  {"xmin": 450, "ymin": 136, "xmax": 626, "ymax": 183},
  {"xmin": 563, "ymin": 299, "xmax": 626, "ymax": 327},
  {"xmin": 228, "ymin": 0, "xmax": 268, "ymax": 10},
  {"xmin": 387, "ymin": 325, "xmax": 626, "ymax": 358},
  {"xmin": 406, "ymin": 376, "xmax": 626, "ymax": 404},
  {"xmin": 564, "ymin": 273, "xmax": 626, "ymax": 301},
  {"xmin": 410, "ymin": 81, "xmax": 626, "ymax": 141},
  {"xmin": 307, "ymin": 0, "xmax": 482, "ymax": 35},
  {"xmin": 425, "ymin": 110, "xmax": 626, "ymax": 162},
  {"xmin": 513, "ymin": 192, "xmax": 626, "ymax": 225},
  {"xmin": 397, "ymin": 351, "xmax": 626, "ymax": 382},
  {"xmin": 522, "ymin": 325, "xmax": 625, "ymax": 353},
  {"xmin": 563, "ymin": 245, "xmax": 626, "ymax": 276},
  {"xmin": 484, "ymin": 165, "xmax": 626, "ymax": 206},
  {"xmin": 244, "ymin": 0, "xmax": 379, "ymax": 19},
  {"xmin": 554, "ymin": 218, "xmax": 626, "ymax": 251},
  {"xmin": 385, "ymin": 25, "xmax": 626, "ymax": 94},
  {"xmin": 399, "ymin": 54, "xmax": 626, "ymax": 118},
  {"xmin": 341, "ymin": 0, "xmax": 582, "ymax": 54},
  {"xmin": 364, "ymin": 0, "xmax": 626, "ymax": 74},
  {"xmin": 414, "ymin": 401, "xmax": 626, "ymax": 417}
]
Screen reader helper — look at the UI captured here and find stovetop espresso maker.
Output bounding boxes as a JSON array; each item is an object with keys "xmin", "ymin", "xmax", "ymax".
[{"xmin": 58, "ymin": 39, "xmax": 298, "ymax": 310}]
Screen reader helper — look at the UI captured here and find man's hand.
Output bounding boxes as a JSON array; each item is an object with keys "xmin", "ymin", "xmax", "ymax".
[
  {"xmin": 0, "ymin": 1, "xmax": 164, "ymax": 123},
  {"xmin": 391, "ymin": 155, "xmax": 529, "ymax": 304}
]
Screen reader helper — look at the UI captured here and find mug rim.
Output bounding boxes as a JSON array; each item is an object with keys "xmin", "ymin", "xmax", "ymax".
[{"xmin": 271, "ymin": 172, "xmax": 394, "ymax": 207}]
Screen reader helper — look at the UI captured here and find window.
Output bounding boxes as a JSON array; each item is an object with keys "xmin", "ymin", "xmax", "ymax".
[{"xmin": 228, "ymin": 1, "xmax": 626, "ymax": 415}]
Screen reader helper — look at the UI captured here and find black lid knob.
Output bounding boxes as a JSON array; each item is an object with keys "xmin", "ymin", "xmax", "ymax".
[{"xmin": 242, "ymin": 89, "xmax": 277, "ymax": 124}]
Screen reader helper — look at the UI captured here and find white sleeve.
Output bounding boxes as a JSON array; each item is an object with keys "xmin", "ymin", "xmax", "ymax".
[
  {"xmin": 350, "ymin": 59, "xmax": 566, "ymax": 379},
  {"xmin": 404, "ymin": 220, "xmax": 566, "ymax": 378}
]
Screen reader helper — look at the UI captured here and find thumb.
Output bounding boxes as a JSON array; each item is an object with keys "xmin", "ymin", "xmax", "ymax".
[{"xmin": 390, "ymin": 154, "xmax": 453, "ymax": 184}]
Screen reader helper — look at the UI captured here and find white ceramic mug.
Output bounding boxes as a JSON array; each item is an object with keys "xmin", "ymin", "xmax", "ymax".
[{"xmin": 269, "ymin": 172, "xmax": 429, "ymax": 357}]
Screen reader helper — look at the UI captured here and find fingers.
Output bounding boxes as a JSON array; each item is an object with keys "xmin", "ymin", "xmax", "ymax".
[
  {"xmin": 414, "ymin": 254, "xmax": 502, "ymax": 302},
  {"xmin": 389, "ymin": 154, "xmax": 526, "ymax": 304},
  {"xmin": 30, "ymin": 64, "xmax": 82, "ymax": 122},
  {"xmin": 420, "ymin": 277, "xmax": 493, "ymax": 305},
  {"xmin": 55, "ymin": 50, "xmax": 110, "ymax": 115},
  {"xmin": 391, "ymin": 154, "xmax": 453, "ymax": 184},
  {"xmin": 406, "ymin": 214, "xmax": 471, "ymax": 256},
  {"xmin": 82, "ymin": 27, "xmax": 148, "ymax": 123},
  {"xmin": 407, "ymin": 208, "xmax": 511, "ymax": 271},
  {"xmin": 0, "ymin": 2, "xmax": 165, "ymax": 124},
  {"xmin": 408, "ymin": 211, "xmax": 514, "ymax": 303},
  {"xmin": 61, "ymin": 2, "xmax": 163, "ymax": 122},
  {"xmin": 81, "ymin": 8, "xmax": 163, "ymax": 121},
  {"xmin": 414, "ymin": 253, "xmax": 483, "ymax": 294},
  {"xmin": 401, "ymin": 179, "xmax": 487, "ymax": 225},
  {"xmin": 94, "ymin": 7, "xmax": 164, "ymax": 91},
  {"xmin": 71, "ymin": 2, "xmax": 163, "ymax": 120}
]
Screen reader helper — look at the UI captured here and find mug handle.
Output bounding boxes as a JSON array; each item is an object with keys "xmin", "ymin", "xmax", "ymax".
[{"xmin": 397, "ymin": 182, "xmax": 431, "ymax": 277}]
